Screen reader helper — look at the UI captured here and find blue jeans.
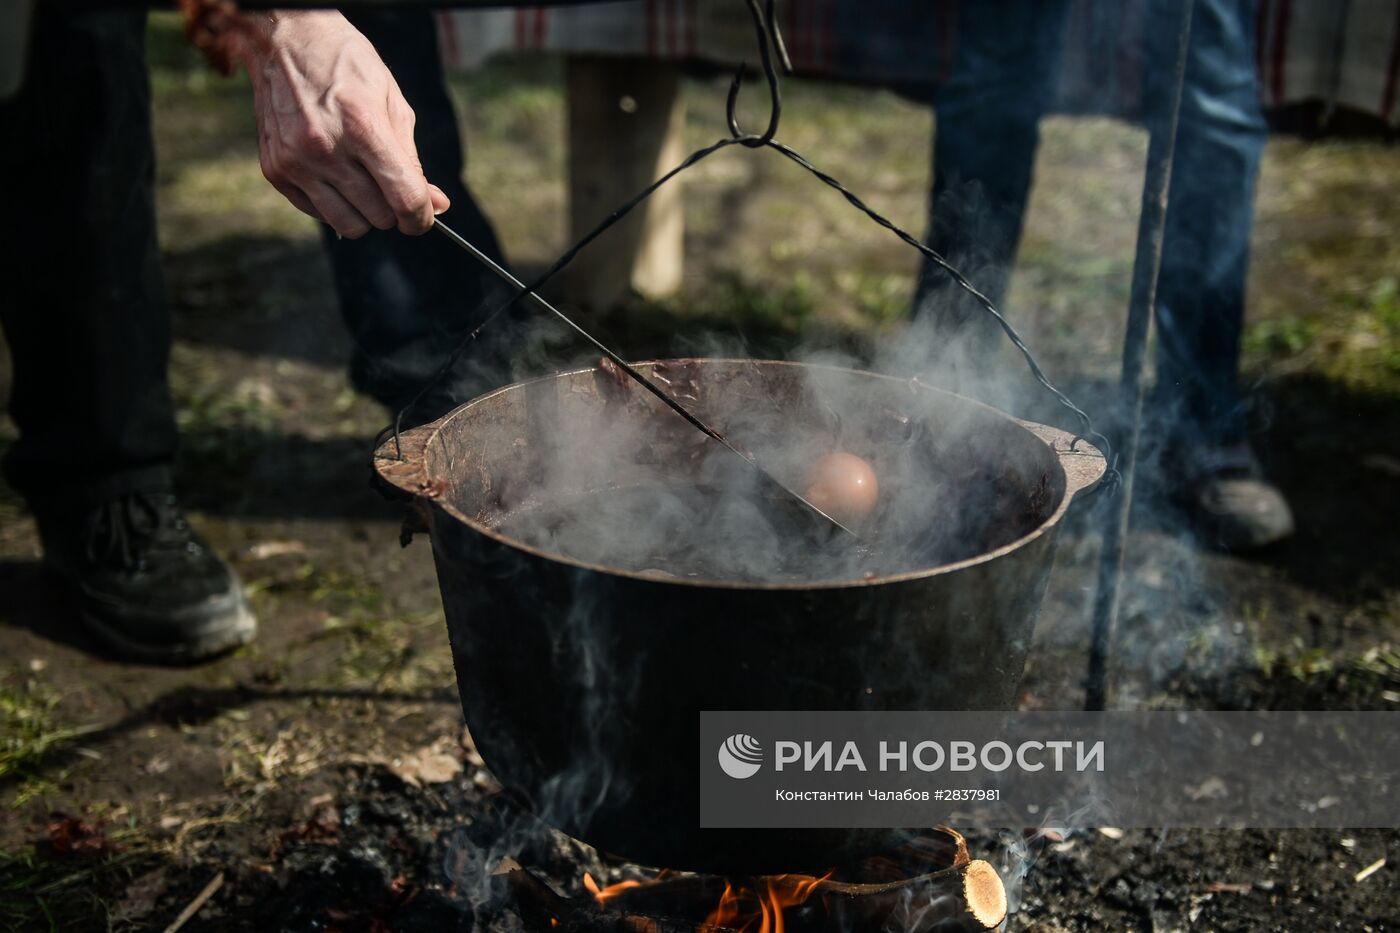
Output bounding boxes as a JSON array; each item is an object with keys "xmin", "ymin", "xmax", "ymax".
[{"xmin": 918, "ymin": 0, "xmax": 1268, "ymax": 449}]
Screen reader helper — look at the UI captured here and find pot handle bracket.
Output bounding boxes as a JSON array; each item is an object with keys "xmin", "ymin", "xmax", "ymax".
[
  {"xmin": 372, "ymin": 423, "xmax": 439, "ymax": 545},
  {"xmin": 1017, "ymin": 421, "xmax": 1109, "ymax": 508}
]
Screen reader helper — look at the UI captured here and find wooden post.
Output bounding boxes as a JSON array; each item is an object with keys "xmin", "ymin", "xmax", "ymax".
[{"xmin": 566, "ymin": 55, "xmax": 686, "ymax": 309}]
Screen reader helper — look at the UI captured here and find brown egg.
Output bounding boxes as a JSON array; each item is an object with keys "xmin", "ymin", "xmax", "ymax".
[{"xmin": 803, "ymin": 452, "xmax": 879, "ymax": 525}]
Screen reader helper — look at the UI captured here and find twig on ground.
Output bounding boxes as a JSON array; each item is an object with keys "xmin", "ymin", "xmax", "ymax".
[
  {"xmin": 1354, "ymin": 857, "xmax": 1386, "ymax": 883},
  {"xmin": 162, "ymin": 871, "xmax": 224, "ymax": 933},
  {"xmin": 1204, "ymin": 881, "xmax": 1253, "ymax": 894}
]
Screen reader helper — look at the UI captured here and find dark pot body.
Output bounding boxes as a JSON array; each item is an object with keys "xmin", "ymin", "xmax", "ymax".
[{"xmin": 376, "ymin": 360, "xmax": 1104, "ymax": 873}]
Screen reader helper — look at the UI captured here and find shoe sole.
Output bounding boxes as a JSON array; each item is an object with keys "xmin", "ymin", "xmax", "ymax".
[{"xmin": 82, "ymin": 595, "xmax": 257, "ymax": 665}]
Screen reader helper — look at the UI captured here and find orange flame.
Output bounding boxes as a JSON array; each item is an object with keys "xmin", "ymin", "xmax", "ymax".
[
  {"xmin": 581, "ymin": 868, "xmax": 833, "ymax": 930},
  {"xmin": 583, "ymin": 872, "xmax": 644, "ymax": 904},
  {"xmin": 702, "ymin": 873, "xmax": 833, "ymax": 932}
]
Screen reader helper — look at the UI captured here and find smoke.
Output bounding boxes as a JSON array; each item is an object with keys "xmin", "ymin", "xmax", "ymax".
[
  {"xmin": 427, "ymin": 217, "xmax": 1239, "ymax": 923},
  {"xmin": 469, "ymin": 351, "xmax": 1058, "ymax": 590},
  {"xmin": 414, "ymin": 72, "xmax": 1256, "ymax": 933},
  {"xmin": 439, "ymin": 579, "xmax": 636, "ymax": 917},
  {"xmin": 447, "ymin": 210, "xmax": 1062, "ymax": 585}
]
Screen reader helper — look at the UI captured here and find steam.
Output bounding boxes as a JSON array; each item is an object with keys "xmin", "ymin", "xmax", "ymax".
[
  {"xmin": 429, "ymin": 352, "xmax": 1239, "ymax": 924},
  {"xmin": 417, "ymin": 98, "xmax": 1246, "ymax": 933},
  {"xmin": 472, "ymin": 349, "xmax": 1053, "ymax": 591}
]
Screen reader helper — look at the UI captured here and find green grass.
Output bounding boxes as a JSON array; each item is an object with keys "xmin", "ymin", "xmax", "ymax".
[
  {"xmin": 1248, "ymin": 641, "xmax": 1400, "ymax": 707},
  {"xmin": 1, "ymin": 850, "xmax": 70, "ymax": 933},
  {"xmin": 0, "ymin": 682, "xmax": 139, "ymax": 927},
  {"xmin": 1327, "ymin": 276, "xmax": 1400, "ymax": 392},
  {"xmin": 0, "ymin": 681, "xmax": 97, "ymax": 807},
  {"xmin": 1244, "ymin": 315, "xmax": 1321, "ymax": 358},
  {"xmin": 705, "ymin": 269, "xmax": 820, "ymax": 331},
  {"xmin": 0, "ymin": 842, "xmax": 162, "ymax": 932},
  {"xmin": 1242, "ymin": 275, "xmax": 1400, "ymax": 398}
]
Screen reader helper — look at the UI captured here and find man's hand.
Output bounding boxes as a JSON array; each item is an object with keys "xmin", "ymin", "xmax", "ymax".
[{"xmin": 237, "ymin": 11, "xmax": 449, "ymax": 238}]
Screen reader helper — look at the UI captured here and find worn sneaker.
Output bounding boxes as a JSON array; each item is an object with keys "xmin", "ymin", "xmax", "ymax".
[
  {"xmin": 1189, "ymin": 472, "xmax": 1295, "ymax": 551},
  {"xmin": 35, "ymin": 490, "xmax": 256, "ymax": 663},
  {"xmin": 1172, "ymin": 443, "xmax": 1295, "ymax": 551}
]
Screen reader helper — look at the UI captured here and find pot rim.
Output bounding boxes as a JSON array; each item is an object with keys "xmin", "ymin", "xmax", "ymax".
[{"xmin": 376, "ymin": 358, "xmax": 1106, "ymax": 592}]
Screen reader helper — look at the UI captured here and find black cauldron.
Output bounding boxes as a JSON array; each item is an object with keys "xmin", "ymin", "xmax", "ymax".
[{"xmin": 375, "ymin": 359, "xmax": 1104, "ymax": 873}]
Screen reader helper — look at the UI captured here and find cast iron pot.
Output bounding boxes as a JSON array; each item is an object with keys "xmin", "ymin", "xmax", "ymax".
[{"xmin": 375, "ymin": 359, "xmax": 1105, "ymax": 873}]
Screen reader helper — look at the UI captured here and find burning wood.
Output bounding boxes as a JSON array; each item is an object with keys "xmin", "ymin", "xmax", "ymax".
[
  {"xmin": 585, "ymin": 873, "xmax": 647, "ymax": 903},
  {"xmin": 699, "ymin": 873, "xmax": 834, "ymax": 932},
  {"xmin": 494, "ymin": 858, "xmax": 694, "ymax": 932},
  {"xmin": 495, "ymin": 829, "xmax": 1006, "ymax": 932}
]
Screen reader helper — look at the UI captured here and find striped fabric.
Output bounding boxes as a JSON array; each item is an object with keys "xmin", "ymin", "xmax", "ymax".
[{"xmin": 437, "ymin": 0, "xmax": 1400, "ymax": 129}]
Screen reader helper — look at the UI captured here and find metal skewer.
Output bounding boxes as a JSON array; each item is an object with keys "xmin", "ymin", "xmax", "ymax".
[{"xmin": 431, "ymin": 217, "xmax": 862, "ymax": 542}]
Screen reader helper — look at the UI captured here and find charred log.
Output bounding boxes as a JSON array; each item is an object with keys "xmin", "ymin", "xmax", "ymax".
[{"xmin": 494, "ymin": 829, "xmax": 1007, "ymax": 932}]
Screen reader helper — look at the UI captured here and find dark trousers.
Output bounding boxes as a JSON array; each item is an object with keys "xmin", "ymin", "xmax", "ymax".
[
  {"xmin": 916, "ymin": 0, "xmax": 1267, "ymax": 448},
  {"xmin": 0, "ymin": 11, "xmax": 176, "ymax": 505},
  {"xmin": 0, "ymin": 10, "xmax": 506, "ymax": 506},
  {"xmin": 326, "ymin": 11, "xmax": 513, "ymax": 420}
]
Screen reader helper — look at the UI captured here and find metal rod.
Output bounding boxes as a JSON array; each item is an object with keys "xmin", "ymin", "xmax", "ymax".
[
  {"xmin": 1085, "ymin": 0, "xmax": 1195, "ymax": 711},
  {"xmin": 431, "ymin": 217, "xmax": 861, "ymax": 541}
]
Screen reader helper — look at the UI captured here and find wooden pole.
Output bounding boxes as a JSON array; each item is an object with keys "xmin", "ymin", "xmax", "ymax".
[
  {"xmin": 566, "ymin": 55, "xmax": 687, "ymax": 309},
  {"xmin": 1085, "ymin": 0, "xmax": 1196, "ymax": 710}
]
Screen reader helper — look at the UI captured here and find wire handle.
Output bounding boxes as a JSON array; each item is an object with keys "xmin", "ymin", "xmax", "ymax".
[{"xmin": 376, "ymin": 0, "xmax": 1115, "ymax": 484}]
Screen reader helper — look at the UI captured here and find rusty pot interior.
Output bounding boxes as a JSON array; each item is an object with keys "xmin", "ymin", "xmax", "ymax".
[{"xmin": 409, "ymin": 358, "xmax": 1093, "ymax": 585}]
